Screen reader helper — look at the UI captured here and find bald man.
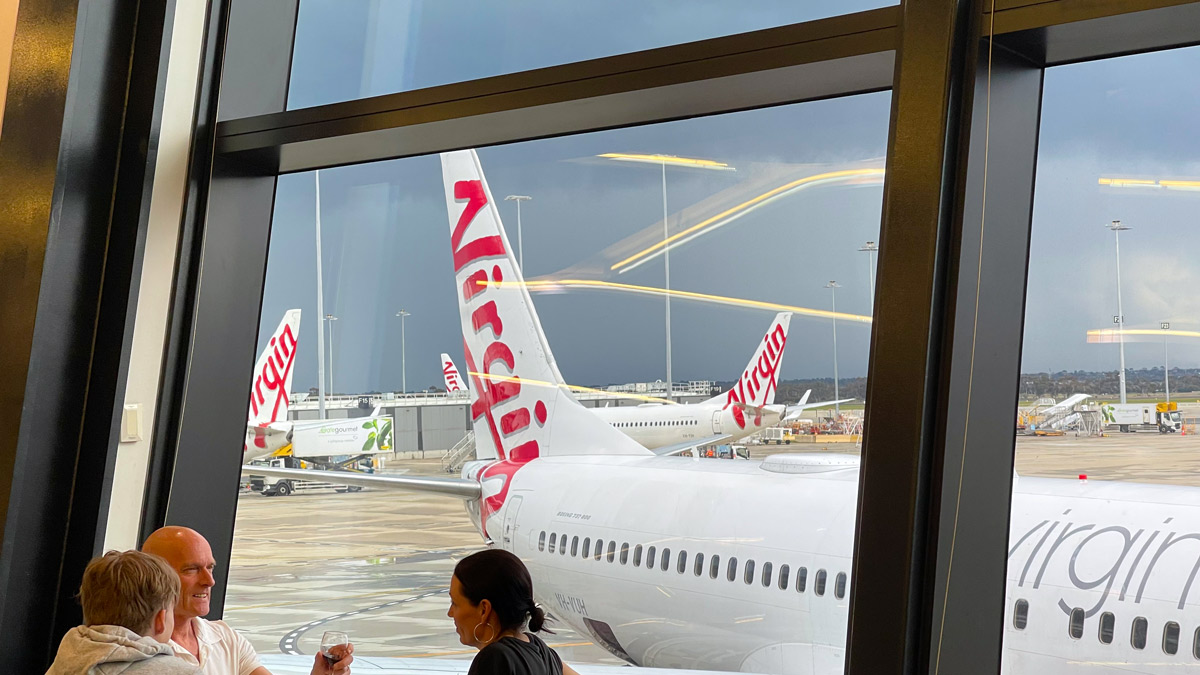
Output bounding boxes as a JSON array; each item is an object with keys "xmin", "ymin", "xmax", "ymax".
[{"xmin": 143, "ymin": 526, "xmax": 353, "ymax": 675}]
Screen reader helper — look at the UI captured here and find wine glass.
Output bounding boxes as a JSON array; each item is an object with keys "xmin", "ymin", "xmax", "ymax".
[{"xmin": 320, "ymin": 631, "xmax": 350, "ymax": 666}]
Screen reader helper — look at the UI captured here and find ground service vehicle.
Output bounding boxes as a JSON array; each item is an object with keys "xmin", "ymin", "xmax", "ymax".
[{"xmin": 1101, "ymin": 401, "xmax": 1183, "ymax": 433}]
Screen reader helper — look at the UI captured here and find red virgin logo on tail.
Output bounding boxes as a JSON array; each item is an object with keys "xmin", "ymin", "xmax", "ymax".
[
  {"xmin": 249, "ymin": 323, "xmax": 297, "ymax": 424},
  {"xmin": 452, "ymin": 179, "xmax": 547, "ymax": 466},
  {"xmin": 444, "ymin": 360, "xmax": 464, "ymax": 391},
  {"xmin": 724, "ymin": 323, "xmax": 786, "ymax": 428}
]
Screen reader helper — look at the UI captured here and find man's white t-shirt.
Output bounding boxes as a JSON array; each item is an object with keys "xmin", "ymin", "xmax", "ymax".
[{"xmin": 170, "ymin": 617, "xmax": 262, "ymax": 675}]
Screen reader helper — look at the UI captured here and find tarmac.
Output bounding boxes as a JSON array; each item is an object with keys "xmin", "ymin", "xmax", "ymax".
[{"xmin": 225, "ymin": 430, "xmax": 1200, "ymax": 663}]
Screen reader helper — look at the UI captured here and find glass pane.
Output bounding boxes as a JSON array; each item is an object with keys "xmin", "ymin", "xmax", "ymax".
[
  {"xmin": 1099, "ymin": 612, "xmax": 1113, "ymax": 644},
  {"xmin": 230, "ymin": 94, "xmax": 887, "ymax": 671},
  {"xmin": 1069, "ymin": 608, "xmax": 1084, "ymax": 640},
  {"xmin": 1133, "ymin": 618, "xmax": 1148, "ymax": 650},
  {"xmin": 1006, "ymin": 45, "xmax": 1200, "ymax": 672},
  {"xmin": 289, "ymin": 0, "xmax": 896, "ymax": 109},
  {"xmin": 1013, "ymin": 600, "xmax": 1028, "ymax": 631},
  {"xmin": 1165, "ymin": 622, "xmax": 1180, "ymax": 655}
]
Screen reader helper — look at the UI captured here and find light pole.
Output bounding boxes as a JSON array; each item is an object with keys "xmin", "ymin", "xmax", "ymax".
[
  {"xmin": 596, "ymin": 153, "xmax": 735, "ymax": 400},
  {"xmin": 825, "ymin": 281, "xmax": 842, "ymax": 418},
  {"xmin": 1107, "ymin": 220, "xmax": 1131, "ymax": 404},
  {"xmin": 325, "ymin": 314, "xmax": 338, "ymax": 396},
  {"xmin": 504, "ymin": 195, "xmax": 531, "ymax": 272},
  {"xmin": 396, "ymin": 310, "xmax": 411, "ymax": 394},
  {"xmin": 314, "ymin": 171, "xmax": 327, "ymax": 418},
  {"xmin": 1162, "ymin": 322, "xmax": 1171, "ymax": 403},
  {"xmin": 858, "ymin": 241, "xmax": 878, "ymax": 308}
]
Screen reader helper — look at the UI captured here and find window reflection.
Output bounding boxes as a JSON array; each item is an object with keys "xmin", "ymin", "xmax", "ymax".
[
  {"xmin": 289, "ymin": 0, "xmax": 895, "ymax": 108},
  {"xmin": 1006, "ymin": 45, "xmax": 1200, "ymax": 672},
  {"xmin": 229, "ymin": 95, "xmax": 887, "ymax": 671}
]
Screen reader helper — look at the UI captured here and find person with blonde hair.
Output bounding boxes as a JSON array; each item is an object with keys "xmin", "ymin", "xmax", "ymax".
[{"xmin": 46, "ymin": 550, "xmax": 196, "ymax": 674}]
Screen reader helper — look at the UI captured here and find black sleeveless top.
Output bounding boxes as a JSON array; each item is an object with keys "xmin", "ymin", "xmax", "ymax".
[{"xmin": 468, "ymin": 634, "xmax": 562, "ymax": 675}]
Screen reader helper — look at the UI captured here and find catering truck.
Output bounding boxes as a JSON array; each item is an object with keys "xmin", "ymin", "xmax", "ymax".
[{"xmin": 1101, "ymin": 402, "xmax": 1182, "ymax": 433}]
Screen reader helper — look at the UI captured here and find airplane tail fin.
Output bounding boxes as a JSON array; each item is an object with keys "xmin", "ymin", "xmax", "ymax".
[
  {"xmin": 706, "ymin": 312, "xmax": 792, "ymax": 408},
  {"xmin": 441, "ymin": 353, "xmax": 468, "ymax": 392},
  {"xmin": 247, "ymin": 309, "xmax": 302, "ymax": 426},
  {"xmin": 440, "ymin": 150, "xmax": 650, "ymax": 461}
]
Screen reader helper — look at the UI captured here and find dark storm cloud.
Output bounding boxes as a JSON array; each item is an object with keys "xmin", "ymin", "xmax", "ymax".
[{"xmin": 257, "ymin": 4, "xmax": 1200, "ymax": 397}]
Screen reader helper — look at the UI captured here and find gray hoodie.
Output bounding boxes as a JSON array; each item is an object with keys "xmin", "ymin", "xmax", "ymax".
[{"xmin": 46, "ymin": 625, "xmax": 198, "ymax": 675}]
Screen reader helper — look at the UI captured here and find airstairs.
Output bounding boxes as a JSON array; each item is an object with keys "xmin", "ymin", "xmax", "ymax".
[
  {"xmin": 1020, "ymin": 393, "xmax": 1100, "ymax": 435},
  {"xmin": 441, "ymin": 431, "xmax": 476, "ymax": 474}
]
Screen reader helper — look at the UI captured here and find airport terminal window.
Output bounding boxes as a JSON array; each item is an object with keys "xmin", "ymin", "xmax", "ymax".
[
  {"xmin": 1099, "ymin": 612, "xmax": 1114, "ymax": 643},
  {"xmin": 1013, "ymin": 600, "xmax": 1028, "ymax": 630},
  {"xmin": 1165, "ymin": 622, "xmax": 1180, "ymax": 655},
  {"xmin": 815, "ymin": 570, "xmax": 827, "ymax": 596},
  {"xmin": 835, "ymin": 572, "xmax": 847, "ymax": 599},
  {"xmin": 778, "ymin": 564, "xmax": 790, "ymax": 590},
  {"xmin": 761, "ymin": 562, "xmax": 773, "ymax": 587},
  {"xmin": 744, "ymin": 559, "xmax": 756, "ymax": 585},
  {"xmin": 1133, "ymin": 618, "xmax": 1149, "ymax": 650},
  {"xmin": 1069, "ymin": 608, "xmax": 1084, "ymax": 640},
  {"xmin": 1003, "ymin": 45, "xmax": 1200, "ymax": 669},
  {"xmin": 288, "ymin": 0, "xmax": 896, "ymax": 108},
  {"xmin": 797, "ymin": 567, "xmax": 808, "ymax": 593},
  {"xmin": 634, "ymin": 544, "xmax": 643, "ymax": 567},
  {"xmin": 231, "ymin": 93, "xmax": 888, "ymax": 667}
]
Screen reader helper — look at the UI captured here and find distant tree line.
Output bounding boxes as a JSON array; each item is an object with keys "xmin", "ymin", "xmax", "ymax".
[{"xmin": 713, "ymin": 368, "xmax": 1200, "ymax": 405}]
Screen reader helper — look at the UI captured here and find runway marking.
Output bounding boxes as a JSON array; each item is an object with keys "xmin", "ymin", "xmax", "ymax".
[{"xmin": 277, "ymin": 587, "xmax": 450, "ymax": 655}]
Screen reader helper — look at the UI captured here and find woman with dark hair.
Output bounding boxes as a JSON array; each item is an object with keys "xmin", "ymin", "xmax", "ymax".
[{"xmin": 448, "ymin": 549, "xmax": 577, "ymax": 675}]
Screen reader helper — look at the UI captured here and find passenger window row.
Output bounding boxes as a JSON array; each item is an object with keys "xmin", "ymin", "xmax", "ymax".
[
  {"xmin": 614, "ymin": 420, "xmax": 698, "ymax": 428},
  {"xmin": 1013, "ymin": 599, "xmax": 1196, "ymax": 657},
  {"xmin": 537, "ymin": 530, "xmax": 847, "ymax": 599}
]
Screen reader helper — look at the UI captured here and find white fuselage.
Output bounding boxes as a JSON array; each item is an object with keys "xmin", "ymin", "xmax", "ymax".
[
  {"xmin": 592, "ymin": 403, "xmax": 782, "ymax": 450},
  {"xmin": 470, "ymin": 455, "xmax": 1200, "ymax": 675}
]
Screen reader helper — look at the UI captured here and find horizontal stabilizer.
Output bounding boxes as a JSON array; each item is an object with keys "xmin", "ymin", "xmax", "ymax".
[
  {"xmin": 240, "ymin": 466, "xmax": 480, "ymax": 500},
  {"xmin": 784, "ymin": 397, "xmax": 855, "ymax": 421}
]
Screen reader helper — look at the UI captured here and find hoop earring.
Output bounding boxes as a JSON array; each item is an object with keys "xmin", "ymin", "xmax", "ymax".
[{"xmin": 473, "ymin": 622, "xmax": 496, "ymax": 645}]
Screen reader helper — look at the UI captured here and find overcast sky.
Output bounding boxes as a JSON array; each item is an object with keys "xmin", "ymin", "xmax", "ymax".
[{"xmin": 257, "ymin": 2, "xmax": 1200, "ymax": 395}]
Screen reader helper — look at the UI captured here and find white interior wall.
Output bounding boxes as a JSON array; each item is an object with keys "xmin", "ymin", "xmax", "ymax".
[{"xmin": 103, "ymin": 0, "xmax": 208, "ymax": 551}]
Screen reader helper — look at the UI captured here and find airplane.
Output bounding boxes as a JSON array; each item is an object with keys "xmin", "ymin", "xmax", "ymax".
[
  {"xmin": 440, "ymin": 311, "xmax": 793, "ymax": 455},
  {"xmin": 588, "ymin": 312, "xmax": 790, "ymax": 453},
  {"xmin": 244, "ymin": 310, "xmax": 394, "ymax": 463},
  {"xmin": 442, "ymin": 352, "xmax": 469, "ymax": 393},
  {"xmin": 245, "ymin": 149, "xmax": 1200, "ymax": 674},
  {"xmin": 244, "ymin": 310, "xmax": 302, "ymax": 460}
]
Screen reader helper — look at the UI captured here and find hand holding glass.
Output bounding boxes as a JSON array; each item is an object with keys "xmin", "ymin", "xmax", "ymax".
[{"xmin": 320, "ymin": 631, "xmax": 350, "ymax": 666}]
